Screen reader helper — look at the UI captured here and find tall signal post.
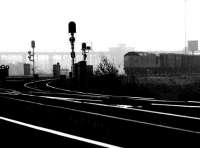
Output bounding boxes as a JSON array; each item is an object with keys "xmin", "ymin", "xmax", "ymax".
[
  {"xmin": 68, "ymin": 22, "xmax": 76, "ymax": 77},
  {"xmin": 28, "ymin": 40, "xmax": 35, "ymax": 76},
  {"xmin": 81, "ymin": 42, "xmax": 91, "ymax": 61}
]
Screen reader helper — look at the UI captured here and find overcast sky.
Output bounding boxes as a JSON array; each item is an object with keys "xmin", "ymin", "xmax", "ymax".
[{"xmin": 0, "ymin": 0, "xmax": 199, "ymax": 52}]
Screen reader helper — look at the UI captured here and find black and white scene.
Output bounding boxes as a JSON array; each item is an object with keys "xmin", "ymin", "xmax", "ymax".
[{"xmin": 0, "ymin": 0, "xmax": 200, "ymax": 147}]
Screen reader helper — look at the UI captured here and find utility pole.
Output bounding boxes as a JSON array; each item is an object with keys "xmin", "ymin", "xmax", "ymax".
[
  {"xmin": 28, "ymin": 40, "xmax": 35, "ymax": 76},
  {"xmin": 68, "ymin": 21, "xmax": 76, "ymax": 78},
  {"xmin": 184, "ymin": 0, "xmax": 187, "ymax": 54}
]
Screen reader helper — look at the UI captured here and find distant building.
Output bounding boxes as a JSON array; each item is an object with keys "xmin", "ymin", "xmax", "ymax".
[
  {"xmin": 53, "ymin": 62, "xmax": 60, "ymax": 78},
  {"xmin": 109, "ymin": 44, "xmax": 134, "ymax": 74},
  {"xmin": 188, "ymin": 40, "xmax": 198, "ymax": 54},
  {"xmin": 9, "ymin": 62, "xmax": 24, "ymax": 76}
]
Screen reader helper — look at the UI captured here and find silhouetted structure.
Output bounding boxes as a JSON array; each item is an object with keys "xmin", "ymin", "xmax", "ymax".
[
  {"xmin": 77, "ymin": 61, "xmax": 87, "ymax": 89},
  {"xmin": 81, "ymin": 42, "xmax": 91, "ymax": 61},
  {"xmin": 0, "ymin": 65, "xmax": 9, "ymax": 80},
  {"xmin": 188, "ymin": 40, "xmax": 198, "ymax": 55},
  {"xmin": 72, "ymin": 61, "xmax": 93, "ymax": 89},
  {"xmin": 53, "ymin": 62, "xmax": 61, "ymax": 78},
  {"xmin": 68, "ymin": 21, "xmax": 76, "ymax": 78},
  {"xmin": 28, "ymin": 40, "xmax": 36, "ymax": 76},
  {"xmin": 24, "ymin": 63, "xmax": 31, "ymax": 75},
  {"xmin": 87, "ymin": 65, "xmax": 93, "ymax": 78}
]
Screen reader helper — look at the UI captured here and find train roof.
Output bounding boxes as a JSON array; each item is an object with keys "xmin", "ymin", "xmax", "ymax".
[
  {"xmin": 124, "ymin": 52, "xmax": 140, "ymax": 56},
  {"xmin": 124, "ymin": 52, "xmax": 157, "ymax": 57}
]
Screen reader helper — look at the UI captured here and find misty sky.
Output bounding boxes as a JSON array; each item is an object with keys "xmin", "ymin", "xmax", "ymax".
[{"xmin": 0, "ymin": 0, "xmax": 199, "ymax": 52}]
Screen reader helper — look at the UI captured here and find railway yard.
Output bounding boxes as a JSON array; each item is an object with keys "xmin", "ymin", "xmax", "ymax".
[{"xmin": 0, "ymin": 78, "xmax": 200, "ymax": 147}]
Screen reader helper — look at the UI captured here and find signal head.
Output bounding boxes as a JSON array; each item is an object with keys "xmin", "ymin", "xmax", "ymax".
[
  {"xmin": 68, "ymin": 21, "xmax": 76, "ymax": 34},
  {"xmin": 28, "ymin": 51, "xmax": 31, "ymax": 55},
  {"xmin": 82, "ymin": 43, "xmax": 86, "ymax": 50},
  {"xmin": 31, "ymin": 40, "xmax": 35, "ymax": 48},
  {"xmin": 86, "ymin": 46, "xmax": 91, "ymax": 50}
]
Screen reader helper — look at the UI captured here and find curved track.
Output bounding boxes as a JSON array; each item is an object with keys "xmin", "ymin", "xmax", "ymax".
[
  {"xmin": 24, "ymin": 79, "xmax": 200, "ymax": 118},
  {"xmin": 0, "ymin": 79, "xmax": 122, "ymax": 147},
  {"xmin": 0, "ymin": 79, "xmax": 200, "ymax": 146},
  {"xmin": 22, "ymin": 79, "xmax": 200, "ymax": 132}
]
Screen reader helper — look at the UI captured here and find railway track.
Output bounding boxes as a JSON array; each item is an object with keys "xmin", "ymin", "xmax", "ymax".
[
  {"xmin": 0, "ymin": 79, "xmax": 200, "ymax": 147},
  {"xmin": 0, "ymin": 115, "xmax": 118, "ymax": 148},
  {"xmin": 23, "ymin": 79, "xmax": 200, "ymax": 119}
]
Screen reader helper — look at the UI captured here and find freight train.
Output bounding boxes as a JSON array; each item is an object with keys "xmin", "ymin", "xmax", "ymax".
[{"xmin": 124, "ymin": 52, "xmax": 200, "ymax": 76}]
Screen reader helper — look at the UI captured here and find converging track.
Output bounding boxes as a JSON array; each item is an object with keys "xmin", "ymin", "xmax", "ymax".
[
  {"xmin": 0, "ymin": 79, "xmax": 200, "ymax": 147},
  {"xmin": 23, "ymin": 80, "xmax": 200, "ymax": 132},
  {"xmin": 24, "ymin": 79, "xmax": 200, "ymax": 120}
]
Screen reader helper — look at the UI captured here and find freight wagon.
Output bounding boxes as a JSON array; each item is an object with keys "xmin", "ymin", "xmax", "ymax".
[{"xmin": 124, "ymin": 52, "xmax": 200, "ymax": 77}]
